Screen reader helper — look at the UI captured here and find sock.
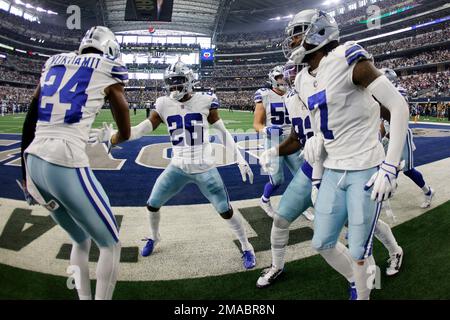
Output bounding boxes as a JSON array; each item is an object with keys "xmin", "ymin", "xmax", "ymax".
[
  {"xmin": 70, "ymin": 239, "xmax": 92, "ymax": 300},
  {"xmin": 374, "ymin": 219, "xmax": 401, "ymax": 256},
  {"xmin": 270, "ymin": 224, "xmax": 290, "ymax": 270},
  {"xmin": 225, "ymin": 211, "xmax": 252, "ymax": 252},
  {"xmin": 403, "ymin": 168, "xmax": 426, "ymax": 189},
  {"xmin": 319, "ymin": 242, "xmax": 354, "ymax": 283},
  {"xmin": 353, "ymin": 255, "xmax": 376, "ymax": 300},
  {"xmin": 95, "ymin": 242, "xmax": 121, "ymax": 300},
  {"xmin": 148, "ymin": 209, "xmax": 161, "ymax": 241},
  {"xmin": 262, "ymin": 182, "xmax": 280, "ymax": 201}
]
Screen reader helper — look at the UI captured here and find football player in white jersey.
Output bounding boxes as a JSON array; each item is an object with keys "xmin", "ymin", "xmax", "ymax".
[
  {"xmin": 253, "ymin": 66, "xmax": 303, "ymax": 218},
  {"xmin": 20, "ymin": 26, "xmax": 131, "ymax": 300},
  {"xmin": 380, "ymin": 68, "xmax": 435, "ymax": 209},
  {"xmin": 91, "ymin": 61, "xmax": 257, "ymax": 270},
  {"xmin": 283, "ymin": 10, "xmax": 409, "ymax": 299},
  {"xmin": 256, "ymin": 62, "xmax": 319, "ymax": 288}
]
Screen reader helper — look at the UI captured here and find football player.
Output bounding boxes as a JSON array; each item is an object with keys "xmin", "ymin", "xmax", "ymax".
[
  {"xmin": 380, "ymin": 68, "xmax": 435, "ymax": 209},
  {"xmin": 284, "ymin": 10, "xmax": 409, "ymax": 299},
  {"xmin": 91, "ymin": 61, "xmax": 257, "ymax": 269},
  {"xmin": 256, "ymin": 62, "xmax": 319, "ymax": 288},
  {"xmin": 20, "ymin": 26, "xmax": 130, "ymax": 300},
  {"xmin": 253, "ymin": 65, "xmax": 304, "ymax": 218}
]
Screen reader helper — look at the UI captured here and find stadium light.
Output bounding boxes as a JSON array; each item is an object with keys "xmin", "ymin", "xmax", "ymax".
[
  {"xmin": 47, "ymin": 10, "xmax": 57, "ymax": 15},
  {"xmin": 14, "ymin": 0, "xmax": 25, "ymax": 5},
  {"xmin": 36, "ymin": 7, "xmax": 45, "ymax": 12},
  {"xmin": 25, "ymin": 3, "xmax": 34, "ymax": 9}
]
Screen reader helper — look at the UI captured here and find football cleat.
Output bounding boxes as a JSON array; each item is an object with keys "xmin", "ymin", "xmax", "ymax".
[
  {"xmin": 260, "ymin": 198, "xmax": 276, "ymax": 218},
  {"xmin": 141, "ymin": 237, "xmax": 159, "ymax": 257},
  {"xmin": 242, "ymin": 250, "xmax": 256, "ymax": 270},
  {"xmin": 348, "ymin": 282, "xmax": 358, "ymax": 300},
  {"xmin": 302, "ymin": 208, "xmax": 315, "ymax": 221},
  {"xmin": 256, "ymin": 265, "xmax": 284, "ymax": 288},
  {"xmin": 386, "ymin": 247, "xmax": 403, "ymax": 276},
  {"xmin": 420, "ymin": 187, "xmax": 435, "ymax": 208}
]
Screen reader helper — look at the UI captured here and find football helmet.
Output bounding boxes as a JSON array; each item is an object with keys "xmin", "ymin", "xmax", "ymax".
[
  {"xmin": 164, "ymin": 61, "xmax": 196, "ymax": 101},
  {"xmin": 380, "ymin": 68, "xmax": 398, "ymax": 83},
  {"xmin": 268, "ymin": 65, "xmax": 287, "ymax": 93},
  {"xmin": 282, "ymin": 9, "xmax": 339, "ymax": 64},
  {"xmin": 79, "ymin": 26, "xmax": 121, "ymax": 60}
]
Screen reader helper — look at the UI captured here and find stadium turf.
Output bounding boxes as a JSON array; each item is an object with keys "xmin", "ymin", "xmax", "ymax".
[
  {"xmin": 0, "ymin": 109, "xmax": 257, "ymax": 135},
  {"xmin": 0, "ymin": 109, "xmax": 448, "ymax": 135},
  {"xmin": 1, "ymin": 200, "xmax": 449, "ymax": 300}
]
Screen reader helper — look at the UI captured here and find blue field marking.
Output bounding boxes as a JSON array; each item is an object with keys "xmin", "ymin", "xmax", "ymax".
[{"xmin": 1, "ymin": 124, "xmax": 450, "ymax": 206}]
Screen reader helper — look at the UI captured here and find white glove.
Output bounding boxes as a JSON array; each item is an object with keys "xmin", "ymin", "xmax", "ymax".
[
  {"xmin": 364, "ymin": 161, "xmax": 404, "ymax": 202},
  {"xmin": 311, "ymin": 180, "xmax": 321, "ymax": 207},
  {"xmin": 302, "ymin": 133, "xmax": 325, "ymax": 164},
  {"xmin": 237, "ymin": 160, "xmax": 254, "ymax": 184},
  {"xmin": 88, "ymin": 122, "xmax": 116, "ymax": 152},
  {"xmin": 259, "ymin": 147, "xmax": 278, "ymax": 174}
]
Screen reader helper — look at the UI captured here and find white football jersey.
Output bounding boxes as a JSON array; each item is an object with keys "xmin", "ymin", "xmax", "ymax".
[
  {"xmin": 155, "ymin": 92, "xmax": 219, "ymax": 173},
  {"xmin": 254, "ymin": 87, "xmax": 291, "ymax": 135},
  {"xmin": 295, "ymin": 41, "xmax": 385, "ymax": 170},
  {"xmin": 285, "ymin": 88, "xmax": 314, "ymax": 146},
  {"xmin": 26, "ymin": 52, "xmax": 128, "ymax": 168}
]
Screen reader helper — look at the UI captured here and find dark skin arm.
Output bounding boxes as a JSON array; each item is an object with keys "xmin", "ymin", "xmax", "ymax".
[
  {"xmin": 352, "ymin": 59, "xmax": 382, "ymax": 88},
  {"xmin": 104, "ymin": 83, "xmax": 131, "ymax": 144},
  {"xmin": 278, "ymin": 128, "xmax": 302, "ymax": 156},
  {"xmin": 20, "ymin": 85, "xmax": 41, "ymax": 183},
  {"xmin": 207, "ymin": 108, "xmax": 220, "ymax": 124}
]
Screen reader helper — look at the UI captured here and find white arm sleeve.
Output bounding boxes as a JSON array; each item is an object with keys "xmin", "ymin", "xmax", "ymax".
[
  {"xmin": 129, "ymin": 119, "xmax": 153, "ymax": 141},
  {"xmin": 367, "ymin": 75, "xmax": 409, "ymax": 165},
  {"xmin": 210, "ymin": 119, "xmax": 245, "ymax": 164}
]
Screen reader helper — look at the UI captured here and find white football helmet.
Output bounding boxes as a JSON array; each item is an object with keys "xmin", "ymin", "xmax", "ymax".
[
  {"xmin": 283, "ymin": 9, "xmax": 339, "ymax": 64},
  {"xmin": 79, "ymin": 26, "xmax": 121, "ymax": 59},
  {"xmin": 268, "ymin": 65, "xmax": 287, "ymax": 93},
  {"xmin": 164, "ymin": 61, "xmax": 196, "ymax": 101},
  {"xmin": 380, "ymin": 68, "xmax": 398, "ymax": 83}
]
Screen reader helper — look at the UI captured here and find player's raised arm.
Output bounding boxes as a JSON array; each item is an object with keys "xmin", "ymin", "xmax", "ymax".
[
  {"xmin": 105, "ymin": 83, "xmax": 131, "ymax": 144},
  {"xmin": 208, "ymin": 108, "xmax": 254, "ymax": 184},
  {"xmin": 353, "ymin": 59, "xmax": 409, "ymax": 201}
]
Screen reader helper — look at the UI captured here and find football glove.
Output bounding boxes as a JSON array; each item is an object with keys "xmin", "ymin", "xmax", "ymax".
[
  {"xmin": 364, "ymin": 161, "xmax": 404, "ymax": 202},
  {"xmin": 238, "ymin": 160, "xmax": 254, "ymax": 184},
  {"xmin": 259, "ymin": 147, "xmax": 278, "ymax": 174},
  {"xmin": 16, "ymin": 179, "xmax": 38, "ymax": 206},
  {"xmin": 302, "ymin": 133, "xmax": 325, "ymax": 165},
  {"xmin": 263, "ymin": 125, "xmax": 283, "ymax": 138},
  {"xmin": 88, "ymin": 122, "xmax": 116, "ymax": 153},
  {"xmin": 311, "ymin": 179, "xmax": 321, "ymax": 207}
]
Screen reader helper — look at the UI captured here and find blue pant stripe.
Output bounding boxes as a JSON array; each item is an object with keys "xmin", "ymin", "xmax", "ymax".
[
  {"xmin": 407, "ymin": 130, "xmax": 414, "ymax": 170},
  {"xmin": 362, "ymin": 201, "xmax": 382, "ymax": 259},
  {"xmin": 76, "ymin": 168, "xmax": 119, "ymax": 243},
  {"xmin": 84, "ymin": 168, "xmax": 118, "ymax": 229}
]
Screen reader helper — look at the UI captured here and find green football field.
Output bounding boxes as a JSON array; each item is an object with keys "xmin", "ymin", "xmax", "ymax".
[
  {"xmin": 0, "ymin": 109, "xmax": 448, "ymax": 135},
  {"xmin": 0, "ymin": 109, "xmax": 257, "ymax": 134},
  {"xmin": 1, "ymin": 200, "xmax": 449, "ymax": 300}
]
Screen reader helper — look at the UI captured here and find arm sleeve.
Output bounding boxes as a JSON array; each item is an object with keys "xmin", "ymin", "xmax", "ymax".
[
  {"xmin": 210, "ymin": 119, "xmax": 245, "ymax": 164},
  {"xmin": 367, "ymin": 75, "xmax": 409, "ymax": 165},
  {"xmin": 21, "ymin": 97, "xmax": 39, "ymax": 180}
]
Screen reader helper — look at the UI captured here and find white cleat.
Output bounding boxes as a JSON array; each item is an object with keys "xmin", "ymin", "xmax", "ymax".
[
  {"xmin": 302, "ymin": 208, "xmax": 315, "ymax": 221},
  {"xmin": 256, "ymin": 265, "xmax": 284, "ymax": 288},
  {"xmin": 420, "ymin": 187, "xmax": 435, "ymax": 208},
  {"xmin": 386, "ymin": 247, "xmax": 403, "ymax": 276},
  {"xmin": 260, "ymin": 198, "xmax": 276, "ymax": 218}
]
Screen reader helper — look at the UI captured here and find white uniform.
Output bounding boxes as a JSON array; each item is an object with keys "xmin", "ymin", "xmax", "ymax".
[
  {"xmin": 285, "ymin": 88, "xmax": 314, "ymax": 146},
  {"xmin": 254, "ymin": 88, "xmax": 291, "ymax": 135},
  {"xmin": 26, "ymin": 52, "xmax": 128, "ymax": 168},
  {"xmin": 154, "ymin": 92, "xmax": 219, "ymax": 174},
  {"xmin": 296, "ymin": 41, "xmax": 385, "ymax": 261},
  {"xmin": 295, "ymin": 41, "xmax": 385, "ymax": 171}
]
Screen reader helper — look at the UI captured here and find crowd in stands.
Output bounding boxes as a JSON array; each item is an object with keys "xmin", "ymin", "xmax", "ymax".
[
  {"xmin": 377, "ymin": 49, "xmax": 450, "ymax": 69},
  {"xmin": 398, "ymin": 71, "xmax": 450, "ymax": 97},
  {"xmin": 0, "ymin": 67, "xmax": 39, "ymax": 84},
  {"xmin": 367, "ymin": 26, "xmax": 450, "ymax": 56}
]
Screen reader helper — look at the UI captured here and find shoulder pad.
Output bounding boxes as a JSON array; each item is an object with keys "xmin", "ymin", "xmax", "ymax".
[{"xmin": 343, "ymin": 41, "xmax": 372, "ymax": 66}]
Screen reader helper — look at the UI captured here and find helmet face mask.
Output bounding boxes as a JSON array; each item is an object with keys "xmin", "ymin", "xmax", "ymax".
[
  {"xmin": 283, "ymin": 9, "xmax": 339, "ymax": 64},
  {"xmin": 268, "ymin": 65, "xmax": 288, "ymax": 93},
  {"xmin": 283, "ymin": 62, "xmax": 303, "ymax": 87},
  {"xmin": 164, "ymin": 61, "xmax": 195, "ymax": 101}
]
